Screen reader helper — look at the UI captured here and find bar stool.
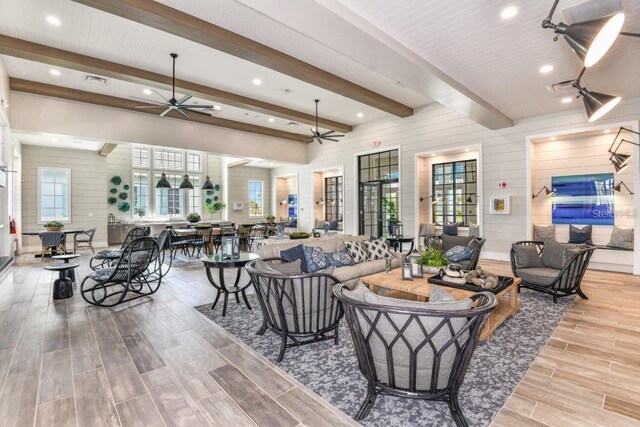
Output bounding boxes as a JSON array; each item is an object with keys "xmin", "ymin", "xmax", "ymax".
[
  {"xmin": 51, "ymin": 254, "xmax": 81, "ymax": 283},
  {"xmin": 44, "ymin": 263, "xmax": 79, "ymax": 299}
]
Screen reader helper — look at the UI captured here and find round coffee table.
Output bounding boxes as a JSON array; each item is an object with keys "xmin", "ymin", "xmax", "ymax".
[{"xmin": 201, "ymin": 252, "xmax": 260, "ymax": 316}]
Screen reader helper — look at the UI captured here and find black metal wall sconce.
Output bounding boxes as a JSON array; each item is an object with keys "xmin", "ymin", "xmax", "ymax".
[
  {"xmin": 532, "ymin": 186, "xmax": 556, "ymax": 199},
  {"xmin": 315, "ymin": 198, "xmax": 325, "ymax": 205},
  {"xmin": 420, "ymin": 193, "xmax": 442, "ymax": 204},
  {"xmin": 280, "ymin": 198, "xmax": 288, "ymax": 206},
  {"xmin": 465, "ymin": 193, "xmax": 476, "ymax": 203},
  {"xmin": 613, "ymin": 181, "xmax": 634, "ymax": 195},
  {"xmin": 608, "ymin": 127, "xmax": 640, "ymax": 173}
]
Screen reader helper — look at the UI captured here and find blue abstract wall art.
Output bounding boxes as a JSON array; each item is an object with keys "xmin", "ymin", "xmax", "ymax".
[{"xmin": 551, "ymin": 173, "xmax": 614, "ymax": 225}]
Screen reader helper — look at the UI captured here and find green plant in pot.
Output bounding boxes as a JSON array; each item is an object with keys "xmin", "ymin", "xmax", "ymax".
[
  {"xmin": 382, "ymin": 197, "xmax": 398, "ymax": 235},
  {"xmin": 134, "ymin": 208, "xmax": 145, "ymax": 220},
  {"xmin": 187, "ymin": 212, "xmax": 201, "ymax": 223},
  {"xmin": 204, "ymin": 201, "xmax": 226, "ymax": 220},
  {"xmin": 418, "ymin": 247, "xmax": 450, "ymax": 274},
  {"xmin": 266, "ymin": 214, "xmax": 276, "ymax": 223},
  {"xmin": 43, "ymin": 220, "xmax": 64, "ymax": 231}
]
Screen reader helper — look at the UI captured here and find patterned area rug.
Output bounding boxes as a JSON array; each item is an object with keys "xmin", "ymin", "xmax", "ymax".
[
  {"xmin": 167, "ymin": 253, "xmax": 202, "ymax": 267},
  {"xmin": 195, "ymin": 289, "xmax": 573, "ymax": 427}
]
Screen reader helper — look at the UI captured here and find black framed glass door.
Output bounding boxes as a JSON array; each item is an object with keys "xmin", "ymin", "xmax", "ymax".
[{"xmin": 358, "ymin": 149, "xmax": 399, "ymax": 237}]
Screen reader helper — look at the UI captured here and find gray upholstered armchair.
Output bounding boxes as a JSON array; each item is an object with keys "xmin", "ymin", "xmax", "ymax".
[{"xmin": 428, "ymin": 235, "xmax": 486, "ymax": 270}]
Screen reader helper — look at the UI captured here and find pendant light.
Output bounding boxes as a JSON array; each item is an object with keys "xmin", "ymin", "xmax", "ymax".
[
  {"xmin": 179, "ymin": 173, "xmax": 194, "ymax": 189},
  {"xmin": 202, "ymin": 175, "xmax": 214, "ymax": 190},
  {"xmin": 155, "ymin": 149, "xmax": 172, "ymax": 188}
]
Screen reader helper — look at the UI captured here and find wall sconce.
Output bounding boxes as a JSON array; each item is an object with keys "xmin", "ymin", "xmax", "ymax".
[
  {"xmin": 613, "ymin": 181, "xmax": 634, "ymax": 195},
  {"xmin": 608, "ymin": 127, "xmax": 640, "ymax": 174},
  {"xmin": 532, "ymin": 186, "xmax": 556, "ymax": 199},
  {"xmin": 316, "ymin": 198, "xmax": 325, "ymax": 205},
  {"xmin": 280, "ymin": 198, "xmax": 288, "ymax": 206},
  {"xmin": 419, "ymin": 193, "xmax": 442, "ymax": 204},
  {"xmin": 465, "ymin": 193, "xmax": 476, "ymax": 203}
]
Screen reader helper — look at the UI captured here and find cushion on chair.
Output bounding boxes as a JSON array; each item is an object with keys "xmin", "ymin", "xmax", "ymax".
[
  {"xmin": 314, "ymin": 218, "xmax": 327, "ymax": 229},
  {"xmin": 441, "ymin": 234, "xmax": 473, "ymax": 252},
  {"xmin": 363, "ymin": 239, "xmax": 393, "ymax": 260},
  {"xmin": 419, "ymin": 223, "xmax": 436, "ymax": 237},
  {"xmin": 328, "ymin": 219, "xmax": 339, "ymax": 230},
  {"xmin": 271, "ymin": 259, "xmax": 303, "ymax": 275},
  {"xmin": 279, "ymin": 244, "xmax": 308, "ymax": 273},
  {"xmin": 303, "ymin": 246, "xmax": 330, "ymax": 273},
  {"xmin": 468, "ymin": 222, "xmax": 480, "ymax": 238},
  {"xmin": 443, "ymin": 245, "xmax": 473, "ymax": 262},
  {"xmin": 541, "ymin": 240, "xmax": 578, "ymax": 270},
  {"xmin": 341, "ymin": 283, "xmax": 472, "ymax": 390},
  {"xmin": 569, "ymin": 225, "xmax": 593, "ymax": 245},
  {"xmin": 442, "ymin": 223, "xmax": 458, "ymax": 236},
  {"xmin": 89, "ymin": 267, "xmax": 116, "ymax": 282},
  {"xmin": 512, "ymin": 244, "xmax": 544, "ymax": 269},
  {"xmin": 95, "ymin": 249, "xmax": 122, "ymax": 259},
  {"xmin": 287, "ymin": 217, "xmax": 298, "ymax": 228},
  {"xmin": 516, "ymin": 267, "xmax": 560, "ymax": 287},
  {"xmin": 533, "ymin": 224, "xmax": 555, "ymax": 242},
  {"xmin": 344, "ymin": 241, "xmax": 369, "ymax": 263},
  {"xmin": 608, "ymin": 226, "xmax": 634, "ymax": 250}
]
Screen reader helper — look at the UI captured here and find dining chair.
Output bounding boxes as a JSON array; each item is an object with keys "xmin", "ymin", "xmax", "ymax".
[
  {"xmin": 74, "ymin": 228, "xmax": 96, "ymax": 253},
  {"xmin": 39, "ymin": 231, "xmax": 66, "ymax": 260}
]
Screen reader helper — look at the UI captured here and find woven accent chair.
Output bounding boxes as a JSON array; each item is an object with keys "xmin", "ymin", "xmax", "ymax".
[
  {"xmin": 511, "ymin": 241, "xmax": 595, "ymax": 303},
  {"xmin": 90, "ymin": 226, "xmax": 147, "ymax": 270},
  {"xmin": 335, "ymin": 284, "xmax": 497, "ymax": 426},
  {"xmin": 74, "ymin": 228, "xmax": 96, "ymax": 253},
  {"xmin": 236, "ymin": 225, "xmax": 253, "ymax": 251},
  {"xmin": 39, "ymin": 231, "xmax": 66, "ymax": 260},
  {"xmin": 245, "ymin": 258, "xmax": 344, "ymax": 362},
  {"xmin": 155, "ymin": 229, "xmax": 172, "ymax": 278},
  {"xmin": 81, "ymin": 237, "xmax": 162, "ymax": 307}
]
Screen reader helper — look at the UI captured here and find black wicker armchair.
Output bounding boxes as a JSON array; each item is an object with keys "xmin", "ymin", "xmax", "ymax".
[
  {"xmin": 90, "ymin": 226, "xmax": 147, "ymax": 270},
  {"xmin": 335, "ymin": 284, "xmax": 497, "ymax": 426},
  {"xmin": 81, "ymin": 237, "xmax": 162, "ymax": 307},
  {"xmin": 245, "ymin": 258, "xmax": 344, "ymax": 362},
  {"xmin": 510, "ymin": 240, "xmax": 595, "ymax": 303}
]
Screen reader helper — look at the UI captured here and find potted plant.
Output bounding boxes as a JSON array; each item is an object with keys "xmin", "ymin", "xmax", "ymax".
[
  {"xmin": 266, "ymin": 214, "xmax": 276, "ymax": 223},
  {"xmin": 134, "ymin": 208, "xmax": 145, "ymax": 220},
  {"xmin": 418, "ymin": 247, "xmax": 450, "ymax": 274},
  {"xmin": 187, "ymin": 212, "xmax": 201, "ymax": 223},
  {"xmin": 382, "ymin": 197, "xmax": 398, "ymax": 235},
  {"xmin": 204, "ymin": 201, "xmax": 226, "ymax": 220},
  {"xmin": 289, "ymin": 232, "xmax": 311, "ymax": 240},
  {"xmin": 43, "ymin": 220, "xmax": 64, "ymax": 231}
]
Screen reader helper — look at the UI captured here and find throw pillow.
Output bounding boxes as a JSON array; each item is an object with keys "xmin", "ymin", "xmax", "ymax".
[
  {"xmin": 608, "ymin": 226, "xmax": 634, "ymax": 249},
  {"xmin": 314, "ymin": 218, "xmax": 327, "ymax": 229},
  {"xmin": 541, "ymin": 239, "xmax": 577, "ymax": 269},
  {"xmin": 328, "ymin": 219, "xmax": 339, "ymax": 230},
  {"xmin": 419, "ymin": 223, "xmax": 436, "ymax": 237},
  {"xmin": 303, "ymin": 246, "xmax": 330, "ymax": 273},
  {"xmin": 443, "ymin": 245, "xmax": 473, "ymax": 262},
  {"xmin": 468, "ymin": 222, "xmax": 480, "ymax": 238},
  {"xmin": 288, "ymin": 217, "xmax": 298, "ymax": 228},
  {"xmin": 344, "ymin": 241, "xmax": 369, "ymax": 263},
  {"xmin": 271, "ymin": 259, "xmax": 303, "ymax": 275},
  {"xmin": 430, "ymin": 285, "xmax": 456, "ymax": 302},
  {"xmin": 364, "ymin": 239, "xmax": 393, "ymax": 260},
  {"xmin": 254, "ymin": 259, "xmax": 279, "ymax": 274},
  {"xmin": 325, "ymin": 249, "xmax": 355, "ymax": 267},
  {"xmin": 569, "ymin": 225, "xmax": 593, "ymax": 245},
  {"xmin": 279, "ymin": 244, "xmax": 308, "ymax": 273},
  {"xmin": 512, "ymin": 244, "xmax": 544, "ymax": 269},
  {"xmin": 443, "ymin": 223, "xmax": 458, "ymax": 236},
  {"xmin": 316, "ymin": 265, "xmax": 336, "ymax": 276},
  {"xmin": 533, "ymin": 224, "xmax": 555, "ymax": 242}
]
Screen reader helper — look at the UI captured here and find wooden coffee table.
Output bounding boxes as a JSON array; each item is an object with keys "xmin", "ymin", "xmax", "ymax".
[{"xmin": 360, "ymin": 269, "xmax": 520, "ymax": 341}]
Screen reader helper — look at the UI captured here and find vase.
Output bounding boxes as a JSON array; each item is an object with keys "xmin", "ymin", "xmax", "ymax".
[{"xmin": 423, "ymin": 266, "xmax": 442, "ymax": 274}]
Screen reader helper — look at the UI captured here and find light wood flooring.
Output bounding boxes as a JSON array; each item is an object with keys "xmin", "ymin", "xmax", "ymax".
[
  {"xmin": 0, "ymin": 253, "xmax": 358, "ymax": 427},
  {"xmin": 0, "ymin": 254, "xmax": 638, "ymax": 427}
]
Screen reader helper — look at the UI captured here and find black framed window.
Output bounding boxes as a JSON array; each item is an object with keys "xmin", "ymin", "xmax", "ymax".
[
  {"xmin": 358, "ymin": 149, "xmax": 399, "ymax": 237},
  {"xmin": 325, "ymin": 176, "xmax": 343, "ymax": 221},
  {"xmin": 432, "ymin": 160, "xmax": 477, "ymax": 226}
]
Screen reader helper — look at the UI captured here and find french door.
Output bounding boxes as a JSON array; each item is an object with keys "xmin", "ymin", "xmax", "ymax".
[{"xmin": 358, "ymin": 150, "xmax": 399, "ymax": 238}]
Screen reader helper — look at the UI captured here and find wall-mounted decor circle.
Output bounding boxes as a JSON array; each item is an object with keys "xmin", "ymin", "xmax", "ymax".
[
  {"xmin": 119, "ymin": 192, "xmax": 128, "ymax": 200},
  {"xmin": 108, "ymin": 197, "xmax": 117, "ymax": 205},
  {"xmin": 110, "ymin": 176, "xmax": 122, "ymax": 185},
  {"xmin": 214, "ymin": 196, "xmax": 219, "ymax": 201},
  {"xmin": 123, "ymin": 184, "xmax": 130, "ymax": 190},
  {"xmin": 206, "ymin": 190, "xmax": 214, "ymax": 196},
  {"xmin": 214, "ymin": 184, "xmax": 221, "ymax": 191},
  {"xmin": 118, "ymin": 201, "xmax": 130, "ymax": 212},
  {"xmin": 205, "ymin": 198, "xmax": 213, "ymax": 205},
  {"xmin": 110, "ymin": 188, "xmax": 118, "ymax": 194}
]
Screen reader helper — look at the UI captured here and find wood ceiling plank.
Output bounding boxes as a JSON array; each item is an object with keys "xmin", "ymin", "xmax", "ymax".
[
  {"xmin": 70, "ymin": 0, "xmax": 413, "ymax": 118},
  {"xmin": 0, "ymin": 34, "xmax": 351, "ymax": 133},
  {"xmin": 9, "ymin": 78, "xmax": 308, "ymax": 143}
]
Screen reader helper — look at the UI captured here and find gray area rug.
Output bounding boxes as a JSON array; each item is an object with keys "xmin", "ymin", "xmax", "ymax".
[{"xmin": 195, "ymin": 289, "xmax": 572, "ymax": 427}]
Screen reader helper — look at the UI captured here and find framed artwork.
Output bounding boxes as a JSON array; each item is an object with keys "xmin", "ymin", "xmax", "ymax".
[
  {"xmin": 489, "ymin": 196, "xmax": 511, "ymax": 215},
  {"xmin": 551, "ymin": 173, "xmax": 614, "ymax": 225}
]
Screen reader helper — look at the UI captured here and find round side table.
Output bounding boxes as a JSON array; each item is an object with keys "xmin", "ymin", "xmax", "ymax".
[
  {"xmin": 44, "ymin": 263, "xmax": 79, "ymax": 299},
  {"xmin": 52, "ymin": 254, "xmax": 81, "ymax": 283}
]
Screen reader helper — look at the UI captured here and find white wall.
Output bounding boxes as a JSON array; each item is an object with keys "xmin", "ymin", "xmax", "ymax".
[
  {"xmin": 0, "ymin": 57, "xmax": 17, "ymax": 257},
  {"xmin": 21, "ymin": 146, "xmax": 108, "ymax": 252},
  {"xmin": 226, "ymin": 165, "xmax": 271, "ymax": 225},
  {"xmin": 271, "ymin": 97, "xmax": 640, "ymax": 260}
]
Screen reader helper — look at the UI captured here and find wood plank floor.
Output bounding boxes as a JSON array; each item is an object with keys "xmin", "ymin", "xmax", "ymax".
[
  {"xmin": 0, "ymin": 253, "xmax": 638, "ymax": 426},
  {"xmin": 0, "ymin": 253, "xmax": 358, "ymax": 427},
  {"xmin": 482, "ymin": 260, "xmax": 640, "ymax": 427}
]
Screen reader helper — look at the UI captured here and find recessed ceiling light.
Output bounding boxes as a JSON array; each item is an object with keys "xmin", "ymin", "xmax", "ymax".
[
  {"xmin": 46, "ymin": 16, "xmax": 61, "ymax": 26},
  {"xmin": 51, "ymin": 138, "xmax": 59, "ymax": 142},
  {"xmin": 356, "ymin": 112, "xmax": 364, "ymax": 118},
  {"xmin": 268, "ymin": 117, "xmax": 275, "ymax": 123},
  {"xmin": 465, "ymin": 148, "xmax": 470, "ymax": 152},
  {"xmin": 604, "ymin": 129, "xmax": 611, "ymax": 134},
  {"xmin": 501, "ymin": 6, "xmax": 518, "ymax": 19},
  {"xmin": 539, "ymin": 65, "xmax": 554, "ymax": 74},
  {"xmin": 252, "ymin": 78, "xmax": 262, "ymax": 86},
  {"xmin": 49, "ymin": 69, "xmax": 61, "ymax": 76},
  {"xmin": 550, "ymin": 137, "xmax": 556, "ymax": 141},
  {"xmin": 213, "ymin": 105, "xmax": 221, "ymax": 111},
  {"xmin": 143, "ymin": 89, "xmax": 152, "ymax": 95},
  {"xmin": 561, "ymin": 97, "xmax": 573, "ymax": 104},
  {"xmin": 270, "ymin": 163, "xmax": 274, "ymax": 166}
]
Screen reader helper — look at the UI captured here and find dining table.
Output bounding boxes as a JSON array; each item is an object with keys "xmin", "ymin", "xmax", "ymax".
[{"xmin": 22, "ymin": 229, "xmax": 86, "ymax": 258}]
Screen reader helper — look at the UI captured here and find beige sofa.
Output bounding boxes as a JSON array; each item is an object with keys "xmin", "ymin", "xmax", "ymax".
[{"xmin": 257, "ymin": 235, "xmax": 404, "ymax": 287}]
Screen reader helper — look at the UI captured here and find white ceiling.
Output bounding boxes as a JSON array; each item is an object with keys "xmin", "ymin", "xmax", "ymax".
[
  {"xmin": 14, "ymin": 131, "xmax": 105, "ymax": 151},
  {"xmin": 335, "ymin": 0, "xmax": 640, "ymax": 120}
]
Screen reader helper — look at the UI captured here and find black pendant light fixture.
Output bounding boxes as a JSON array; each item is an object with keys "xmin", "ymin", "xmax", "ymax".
[
  {"xmin": 608, "ymin": 127, "xmax": 640, "ymax": 174},
  {"xmin": 179, "ymin": 174, "xmax": 194, "ymax": 189},
  {"xmin": 201, "ymin": 175, "xmax": 214, "ymax": 190},
  {"xmin": 155, "ymin": 149, "xmax": 172, "ymax": 188}
]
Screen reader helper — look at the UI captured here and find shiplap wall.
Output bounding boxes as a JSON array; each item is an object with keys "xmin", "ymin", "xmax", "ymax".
[
  {"xmin": 532, "ymin": 134, "xmax": 635, "ymax": 244},
  {"xmin": 227, "ymin": 165, "xmax": 271, "ymax": 224},
  {"xmin": 22, "ymin": 145, "xmax": 108, "ymax": 251},
  {"xmin": 271, "ymin": 98, "xmax": 640, "ymax": 260}
]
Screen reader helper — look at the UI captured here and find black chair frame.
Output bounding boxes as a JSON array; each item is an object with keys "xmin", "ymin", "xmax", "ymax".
[
  {"xmin": 245, "ymin": 257, "xmax": 344, "ymax": 362},
  {"xmin": 335, "ymin": 284, "xmax": 497, "ymax": 426},
  {"xmin": 510, "ymin": 240, "xmax": 596, "ymax": 303},
  {"xmin": 90, "ymin": 226, "xmax": 147, "ymax": 270}
]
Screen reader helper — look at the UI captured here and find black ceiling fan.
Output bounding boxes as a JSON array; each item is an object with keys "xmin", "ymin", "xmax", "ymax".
[
  {"xmin": 133, "ymin": 53, "xmax": 214, "ymax": 119},
  {"xmin": 305, "ymin": 99, "xmax": 344, "ymax": 144}
]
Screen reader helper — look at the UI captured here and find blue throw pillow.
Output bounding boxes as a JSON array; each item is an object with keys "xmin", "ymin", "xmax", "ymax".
[
  {"xmin": 280, "ymin": 244, "xmax": 308, "ymax": 272},
  {"xmin": 443, "ymin": 223, "xmax": 458, "ymax": 236},
  {"xmin": 288, "ymin": 217, "xmax": 298, "ymax": 227},
  {"xmin": 325, "ymin": 249, "xmax": 354, "ymax": 267},
  {"xmin": 328, "ymin": 219, "xmax": 339, "ymax": 230},
  {"xmin": 443, "ymin": 245, "xmax": 473, "ymax": 262},
  {"xmin": 303, "ymin": 246, "xmax": 330, "ymax": 273}
]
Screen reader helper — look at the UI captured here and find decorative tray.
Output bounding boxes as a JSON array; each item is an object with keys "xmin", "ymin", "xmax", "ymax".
[{"xmin": 427, "ymin": 273, "xmax": 514, "ymax": 294}]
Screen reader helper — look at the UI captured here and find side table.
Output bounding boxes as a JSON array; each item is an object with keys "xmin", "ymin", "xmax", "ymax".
[{"xmin": 44, "ymin": 263, "xmax": 79, "ymax": 299}]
